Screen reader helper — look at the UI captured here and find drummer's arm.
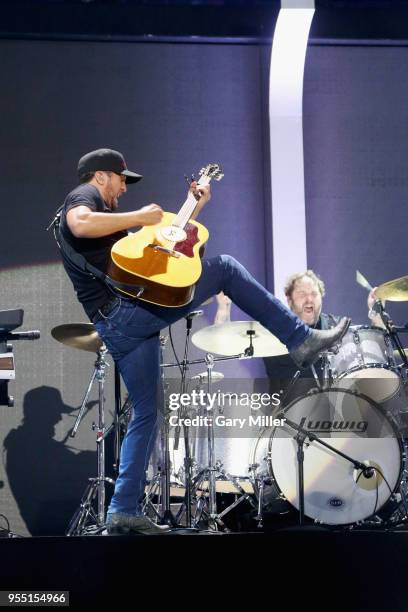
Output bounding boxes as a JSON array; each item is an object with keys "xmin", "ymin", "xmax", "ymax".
[
  {"xmin": 214, "ymin": 292, "xmax": 232, "ymax": 325},
  {"xmin": 368, "ymin": 287, "xmax": 386, "ymax": 329}
]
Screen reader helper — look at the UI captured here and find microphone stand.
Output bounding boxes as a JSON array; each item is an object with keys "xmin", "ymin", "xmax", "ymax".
[{"xmin": 280, "ymin": 413, "xmax": 379, "ymax": 525}]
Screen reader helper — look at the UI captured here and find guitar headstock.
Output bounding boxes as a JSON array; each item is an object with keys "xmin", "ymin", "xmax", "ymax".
[{"xmin": 198, "ymin": 163, "xmax": 224, "ymax": 184}]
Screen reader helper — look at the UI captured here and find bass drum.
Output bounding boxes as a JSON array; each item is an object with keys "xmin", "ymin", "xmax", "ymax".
[{"xmin": 251, "ymin": 388, "xmax": 404, "ymax": 525}]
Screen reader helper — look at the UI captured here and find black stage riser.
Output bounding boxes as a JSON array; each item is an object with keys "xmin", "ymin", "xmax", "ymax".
[{"xmin": 0, "ymin": 532, "xmax": 407, "ymax": 610}]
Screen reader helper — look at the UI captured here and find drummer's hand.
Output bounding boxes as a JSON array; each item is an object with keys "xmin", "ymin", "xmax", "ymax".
[
  {"xmin": 367, "ymin": 287, "xmax": 379, "ymax": 310},
  {"xmin": 214, "ymin": 292, "xmax": 232, "ymax": 325},
  {"xmin": 367, "ymin": 287, "xmax": 386, "ymax": 328},
  {"xmin": 189, "ymin": 181, "xmax": 211, "ymax": 219}
]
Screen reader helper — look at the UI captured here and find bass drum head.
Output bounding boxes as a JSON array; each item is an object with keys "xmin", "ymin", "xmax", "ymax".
[{"xmin": 264, "ymin": 388, "xmax": 403, "ymax": 525}]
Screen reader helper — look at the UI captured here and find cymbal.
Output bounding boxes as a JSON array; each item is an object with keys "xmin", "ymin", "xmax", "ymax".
[
  {"xmin": 201, "ymin": 297, "xmax": 214, "ymax": 306},
  {"xmin": 376, "ymin": 275, "xmax": 408, "ymax": 301},
  {"xmin": 51, "ymin": 323, "xmax": 103, "ymax": 353},
  {"xmin": 394, "ymin": 348, "xmax": 408, "ymax": 359},
  {"xmin": 192, "ymin": 321, "xmax": 288, "ymax": 358}
]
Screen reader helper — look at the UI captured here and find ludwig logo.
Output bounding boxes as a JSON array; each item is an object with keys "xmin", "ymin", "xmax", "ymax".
[{"xmin": 299, "ymin": 417, "xmax": 368, "ymax": 433}]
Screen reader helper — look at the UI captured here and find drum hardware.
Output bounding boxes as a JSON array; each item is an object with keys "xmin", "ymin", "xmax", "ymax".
[
  {"xmin": 191, "ymin": 370, "xmax": 224, "ymax": 383},
  {"xmin": 327, "ymin": 325, "xmax": 402, "ymax": 404},
  {"xmin": 279, "ymin": 370, "xmax": 301, "ymax": 409},
  {"xmin": 356, "ymin": 269, "xmax": 408, "ymax": 369},
  {"xmin": 201, "ymin": 297, "xmax": 214, "ymax": 307},
  {"xmin": 252, "ymin": 388, "xmax": 405, "ymax": 526},
  {"xmin": 151, "ymin": 334, "xmax": 183, "ymax": 527},
  {"xmin": 102, "ymin": 393, "xmax": 132, "ymax": 457},
  {"xmin": 66, "ymin": 345, "xmax": 116, "ymax": 535},
  {"xmin": 145, "ymin": 317, "xmax": 248, "ymax": 529},
  {"xmin": 159, "ymin": 349, "xmax": 244, "ymax": 528},
  {"xmin": 310, "ymin": 364, "xmax": 322, "ymax": 390},
  {"xmin": 191, "ymin": 321, "xmax": 288, "ymax": 358},
  {"xmin": 141, "ymin": 333, "xmax": 189, "ymax": 528},
  {"xmin": 376, "ymin": 302, "xmax": 408, "ymax": 369},
  {"xmin": 143, "ymin": 312, "xmax": 234, "ymax": 529},
  {"xmin": 357, "ymin": 270, "xmax": 408, "ymax": 366},
  {"xmin": 394, "ymin": 348, "xmax": 408, "ymax": 361},
  {"xmin": 376, "ymin": 274, "xmax": 408, "ymax": 302},
  {"xmin": 170, "ymin": 351, "xmax": 257, "ymax": 531},
  {"xmin": 185, "ymin": 303, "xmax": 408, "ymax": 529},
  {"xmin": 159, "ymin": 320, "xmax": 257, "ymax": 529},
  {"xmin": 282, "ymin": 414, "xmax": 386, "ymax": 525},
  {"xmin": 51, "ymin": 322, "xmax": 103, "ymax": 353},
  {"xmin": 174, "ymin": 311, "xmax": 204, "ymax": 528},
  {"xmin": 51, "ymin": 323, "xmax": 117, "ymax": 535},
  {"xmin": 248, "ymin": 462, "xmax": 268, "ymax": 528}
]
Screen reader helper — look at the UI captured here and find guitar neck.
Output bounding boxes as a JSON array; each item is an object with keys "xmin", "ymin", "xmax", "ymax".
[
  {"xmin": 173, "ymin": 192, "xmax": 200, "ymax": 229},
  {"xmin": 173, "ymin": 178, "xmax": 210, "ymax": 229}
]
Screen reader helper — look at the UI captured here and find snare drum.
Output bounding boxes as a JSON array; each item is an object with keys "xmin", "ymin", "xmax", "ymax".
[
  {"xmin": 251, "ymin": 388, "xmax": 404, "ymax": 525},
  {"xmin": 328, "ymin": 325, "xmax": 400, "ymax": 403}
]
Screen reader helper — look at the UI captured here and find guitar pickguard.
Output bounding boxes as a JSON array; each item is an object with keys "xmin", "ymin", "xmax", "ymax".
[{"xmin": 174, "ymin": 223, "xmax": 199, "ymax": 258}]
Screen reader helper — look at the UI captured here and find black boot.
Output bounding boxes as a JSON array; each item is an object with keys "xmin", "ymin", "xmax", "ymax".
[{"xmin": 290, "ymin": 317, "xmax": 350, "ymax": 369}]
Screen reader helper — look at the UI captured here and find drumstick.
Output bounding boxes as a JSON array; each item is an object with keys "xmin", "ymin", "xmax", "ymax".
[
  {"xmin": 356, "ymin": 270, "xmax": 373, "ymax": 292},
  {"xmin": 356, "ymin": 270, "xmax": 386, "ymax": 306}
]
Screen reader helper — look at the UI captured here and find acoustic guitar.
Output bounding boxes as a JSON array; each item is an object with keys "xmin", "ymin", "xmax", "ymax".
[{"xmin": 107, "ymin": 163, "xmax": 224, "ymax": 307}]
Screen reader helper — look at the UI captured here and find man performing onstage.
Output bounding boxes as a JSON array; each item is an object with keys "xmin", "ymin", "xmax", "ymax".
[
  {"xmin": 263, "ymin": 270, "xmax": 385, "ymax": 403},
  {"xmin": 57, "ymin": 148, "xmax": 349, "ymax": 535}
]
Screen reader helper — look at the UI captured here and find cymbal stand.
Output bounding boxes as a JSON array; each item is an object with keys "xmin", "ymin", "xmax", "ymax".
[
  {"xmin": 178, "ymin": 352, "xmax": 256, "ymax": 531},
  {"xmin": 66, "ymin": 345, "xmax": 114, "ymax": 536},
  {"xmin": 161, "ymin": 350, "xmax": 248, "ymax": 529},
  {"xmin": 143, "ymin": 318, "xmax": 203, "ymax": 528},
  {"xmin": 377, "ymin": 304, "xmax": 408, "ymax": 368},
  {"xmin": 175, "ymin": 315, "xmax": 196, "ymax": 526}
]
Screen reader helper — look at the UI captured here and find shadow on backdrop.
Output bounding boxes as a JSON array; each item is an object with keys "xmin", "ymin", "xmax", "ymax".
[{"xmin": 3, "ymin": 386, "xmax": 106, "ymax": 536}]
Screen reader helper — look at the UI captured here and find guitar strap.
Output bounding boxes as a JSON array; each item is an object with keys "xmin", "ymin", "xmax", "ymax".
[{"xmin": 49, "ymin": 205, "xmax": 145, "ymax": 297}]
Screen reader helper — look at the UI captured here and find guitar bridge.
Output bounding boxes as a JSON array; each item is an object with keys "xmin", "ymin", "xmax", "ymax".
[{"xmin": 149, "ymin": 244, "xmax": 181, "ymax": 258}]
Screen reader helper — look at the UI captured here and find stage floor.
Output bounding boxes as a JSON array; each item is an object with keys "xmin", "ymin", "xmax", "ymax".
[{"xmin": 0, "ymin": 529, "xmax": 407, "ymax": 609}]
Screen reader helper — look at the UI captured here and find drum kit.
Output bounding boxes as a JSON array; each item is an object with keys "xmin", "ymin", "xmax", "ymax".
[{"xmin": 51, "ymin": 272, "xmax": 408, "ymax": 533}]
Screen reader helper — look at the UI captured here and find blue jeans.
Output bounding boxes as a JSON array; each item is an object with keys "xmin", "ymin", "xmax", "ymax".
[{"xmin": 94, "ymin": 255, "xmax": 310, "ymax": 516}]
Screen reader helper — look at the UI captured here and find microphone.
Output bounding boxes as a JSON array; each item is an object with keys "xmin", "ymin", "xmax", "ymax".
[
  {"xmin": 362, "ymin": 466, "xmax": 375, "ymax": 479},
  {"xmin": 185, "ymin": 310, "xmax": 203, "ymax": 330},
  {"xmin": 6, "ymin": 330, "xmax": 41, "ymax": 341},
  {"xmin": 185, "ymin": 310, "xmax": 203, "ymax": 320}
]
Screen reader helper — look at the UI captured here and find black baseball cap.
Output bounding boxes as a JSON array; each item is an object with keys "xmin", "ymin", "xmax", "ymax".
[{"xmin": 77, "ymin": 148, "xmax": 143, "ymax": 184}]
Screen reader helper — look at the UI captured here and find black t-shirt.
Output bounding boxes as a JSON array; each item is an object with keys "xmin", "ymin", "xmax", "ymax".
[
  {"xmin": 60, "ymin": 183, "xmax": 127, "ymax": 320},
  {"xmin": 263, "ymin": 312, "xmax": 340, "ymax": 408}
]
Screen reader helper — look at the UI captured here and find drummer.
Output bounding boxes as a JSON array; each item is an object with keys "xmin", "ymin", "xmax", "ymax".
[
  {"xmin": 262, "ymin": 271, "xmax": 339, "ymax": 402},
  {"xmin": 215, "ymin": 271, "xmax": 378, "ymax": 405},
  {"xmin": 268, "ymin": 272, "xmax": 387, "ymax": 402}
]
